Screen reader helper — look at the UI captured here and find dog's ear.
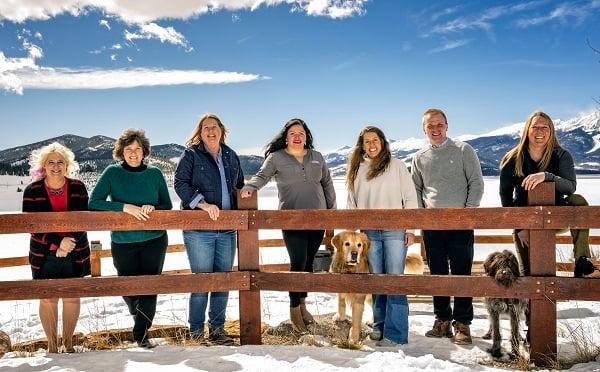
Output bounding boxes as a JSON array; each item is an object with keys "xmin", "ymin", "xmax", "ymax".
[
  {"xmin": 484, "ymin": 252, "xmax": 499, "ymax": 275},
  {"xmin": 357, "ymin": 232, "xmax": 370, "ymax": 253},
  {"xmin": 331, "ymin": 233, "xmax": 341, "ymax": 251}
]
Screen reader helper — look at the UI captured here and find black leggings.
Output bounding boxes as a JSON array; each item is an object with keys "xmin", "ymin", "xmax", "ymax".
[
  {"xmin": 282, "ymin": 229, "xmax": 324, "ymax": 307},
  {"xmin": 111, "ymin": 233, "xmax": 168, "ymax": 342}
]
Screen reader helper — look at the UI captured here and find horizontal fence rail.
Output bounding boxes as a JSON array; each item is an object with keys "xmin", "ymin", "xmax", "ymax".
[{"xmin": 1, "ymin": 183, "xmax": 599, "ymax": 366}]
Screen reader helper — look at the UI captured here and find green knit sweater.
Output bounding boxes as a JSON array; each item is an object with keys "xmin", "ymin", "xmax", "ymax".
[{"xmin": 89, "ymin": 164, "xmax": 173, "ymax": 243}]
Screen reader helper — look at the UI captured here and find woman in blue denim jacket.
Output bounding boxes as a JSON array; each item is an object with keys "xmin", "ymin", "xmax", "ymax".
[{"xmin": 174, "ymin": 113, "xmax": 244, "ymax": 345}]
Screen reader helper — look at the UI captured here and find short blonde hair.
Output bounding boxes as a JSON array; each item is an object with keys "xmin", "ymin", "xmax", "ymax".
[
  {"xmin": 29, "ymin": 142, "xmax": 79, "ymax": 181},
  {"xmin": 422, "ymin": 108, "xmax": 448, "ymax": 126}
]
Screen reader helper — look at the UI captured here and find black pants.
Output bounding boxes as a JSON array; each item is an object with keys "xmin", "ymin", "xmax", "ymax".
[
  {"xmin": 282, "ymin": 229, "xmax": 324, "ymax": 307},
  {"xmin": 111, "ymin": 233, "xmax": 168, "ymax": 342},
  {"xmin": 423, "ymin": 230, "xmax": 474, "ymax": 325}
]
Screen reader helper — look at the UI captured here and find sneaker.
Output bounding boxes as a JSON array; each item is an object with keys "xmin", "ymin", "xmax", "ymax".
[
  {"xmin": 574, "ymin": 256, "xmax": 600, "ymax": 278},
  {"xmin": 208, "ymin": 328, "xmax": 234, "ymax": 346},
  {"xmin": 376, "ymin": 338, "xmax": 401, "ymax": 347},
  {"xmin": 369, "ymin": 328, "xmax": 383, "ymax": 341},
  {"xmin": 425, "ymin": 319, "xmax": 453, "ymax": 338},
  {"xmin": 137, "ymin": 338, "xmax": 157, "ymax": 349},
  {"xmin": 451, "ymin": 322, "xmax": 472, "ymax": 345}
]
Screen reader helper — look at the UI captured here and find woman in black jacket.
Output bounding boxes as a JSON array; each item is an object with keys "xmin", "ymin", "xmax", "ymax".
[
  {"xmin": 174, "ymin": 113, "xmax": 244, "ymax": 344},
  {"xmin": 22, "ymin": 142, "xmax": 90, "ymax": 353},
  {"xmin": 499, "ymin": 111, "xmax": 597, "ymax": 277}
]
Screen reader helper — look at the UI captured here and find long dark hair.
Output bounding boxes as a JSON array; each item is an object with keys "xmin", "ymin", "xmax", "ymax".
[
  {"xmin": 264, "ymin": 118, "xmax": 314, "ymax": 158},
  {"xmin": 346, "ymin": 126, "xmax": 392, "ymax": 193}
]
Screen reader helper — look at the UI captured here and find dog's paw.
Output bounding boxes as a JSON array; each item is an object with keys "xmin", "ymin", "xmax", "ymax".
[
  {"xmin": 482, "ymin": 330, "xmax": 492, "ymax": 340},
  {"xmin": 333, "ymin": 313, "xmax": 346, "ymax": 322},
  {"xmin": 487, "ymin": 347, "xmax": 503, "ymax": 358}
]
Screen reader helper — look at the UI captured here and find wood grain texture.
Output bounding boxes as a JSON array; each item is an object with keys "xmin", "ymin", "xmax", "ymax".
[
  {"xmin": 0, "ymin": 210, "xmax": 248, "ymax": 234},
  {"xmin": 0, "ymin": 272, "xmax": 250, "ymax": 300}
]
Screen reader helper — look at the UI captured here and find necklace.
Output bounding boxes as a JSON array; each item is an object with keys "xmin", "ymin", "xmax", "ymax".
[{"xmin": 45, "ymin": 181, "xmax": 65, "ymax": 195}]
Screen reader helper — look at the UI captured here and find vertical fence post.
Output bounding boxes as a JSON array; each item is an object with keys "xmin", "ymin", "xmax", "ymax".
[
  {"xmin": 527, "ymin": 182, "xmax": 556, "ymax": 366},
  {"xmin": 90, "ymin": 240, "xmax": 102, "ymax": 277},
  {"xmin": 237, "ymin": 191, "xmax": 261, "ymax": 344}
]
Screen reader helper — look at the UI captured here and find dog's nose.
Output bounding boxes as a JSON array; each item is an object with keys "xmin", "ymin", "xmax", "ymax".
[{"xmin": 350, "ymin": 251, "xmax": 358, "ymax": 262}]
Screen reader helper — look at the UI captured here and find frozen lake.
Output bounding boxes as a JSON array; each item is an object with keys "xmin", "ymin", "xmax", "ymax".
[{"xmin": 0, "ymin": 175, "xmax": 599, "ymax": 279}]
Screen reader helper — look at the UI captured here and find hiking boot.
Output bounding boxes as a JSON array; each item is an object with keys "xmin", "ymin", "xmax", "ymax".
[
  {"xmin": 299, "ymin": 298, "xmax": 315, "ymax": 325},
  {"xmin": 208, "ymin": 328, "xmax": 234, "ymax": 346},
  {"xmin": 574, "ymin": 256, "xmax": 600, "ymax": 278},
  {"xmin": 290, "ymin": 306, "xmax": 308, "ymax": 333},
  {"xmin": 369, "ymin": 328, "xmax": 383, "ymax": 341},
  {"xmin": 137, "ymin": 338, "xmax": 157, "ymax": 349},
  {"xmin": 376, "ymin": 338, "xmax": 402, "ymax": 347},
  {"xmin": 452, "ymin": 322, "xmax": 472, "ymax": 345},
  {"xmin": 425, "ymin": 319, "xmax": 453, "ymax": 338}
]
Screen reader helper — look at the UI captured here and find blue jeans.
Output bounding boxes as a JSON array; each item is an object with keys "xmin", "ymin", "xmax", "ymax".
[
  {"xmin": 183, "ymin": 230, "xmax": 236, "ymax": 334},
  {"xmin": 364, "ymin": 230, "xmax": 409, "ymax": 344}
]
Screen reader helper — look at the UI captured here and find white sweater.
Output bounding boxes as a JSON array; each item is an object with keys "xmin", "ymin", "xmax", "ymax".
[{"xmin": 347, "ymin": 157, "xmax": 419, "ymax": 234}]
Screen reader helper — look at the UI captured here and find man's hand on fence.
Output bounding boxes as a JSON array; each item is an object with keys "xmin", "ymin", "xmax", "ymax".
[{"xmin": 240, "ymin": 189, "xmax": 254, "ymax": 199}]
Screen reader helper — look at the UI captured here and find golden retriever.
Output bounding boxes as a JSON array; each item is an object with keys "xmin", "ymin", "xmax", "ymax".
[{"xmin": 330, "ymin": 230, "xmax": 424, "ymax": 348}]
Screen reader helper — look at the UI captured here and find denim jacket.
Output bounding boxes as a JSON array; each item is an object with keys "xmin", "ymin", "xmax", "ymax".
[{"xmin": 174, "ymin": 143, "xmax": 245, "ymax": 210}]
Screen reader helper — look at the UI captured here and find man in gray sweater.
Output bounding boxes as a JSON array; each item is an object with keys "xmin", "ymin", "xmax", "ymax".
[{"xmin": 411, "ymin": 108, "xmax": 484, "ymax": 345}]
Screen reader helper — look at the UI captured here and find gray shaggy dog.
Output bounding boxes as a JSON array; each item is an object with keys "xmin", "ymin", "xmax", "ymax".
[{"xmin": 482, "ymin": 250, "xmax": 529, "ymax": 358}]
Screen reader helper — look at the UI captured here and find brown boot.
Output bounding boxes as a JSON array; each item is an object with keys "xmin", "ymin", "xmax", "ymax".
[
  {"xmin": 290, "ymin": 306, "xmax": 308, "ymax": 333},
  {"xmin": 425, "ymin": 319, "xmax": 453, "ymax": 338},
  {"xmin": 299, "ymin": 298, "xmax": 314, "ymax": 325},
  {"xmin": 452, "ymin": 322, "xmax": 472, "ymax": 345}
]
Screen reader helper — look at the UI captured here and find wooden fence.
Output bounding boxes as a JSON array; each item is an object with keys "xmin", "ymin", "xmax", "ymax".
[{"xmin": 1, "ymin": 182, "xmax": 600, "ymax": 366}]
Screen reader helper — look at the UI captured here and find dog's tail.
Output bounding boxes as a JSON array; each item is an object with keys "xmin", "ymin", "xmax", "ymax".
[{"xmin": 404, "ymin": 252, "xmax": 425, "ymax": 275}]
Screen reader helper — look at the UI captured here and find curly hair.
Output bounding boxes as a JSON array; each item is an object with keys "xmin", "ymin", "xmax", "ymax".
[
  {"xmin": 28, "ymin": 142, "xmax": 79, "ymax": 182},
  {"xmin": 346, "ymin": 126, "xmax": 392, "ymax": 193},
  {"xmin": 264, "ymin": 118, "xmax": 314, "ymax": 158},
  {"xmin": 113, "ymin": 128, "xmax": 151, "ymax": 161}
]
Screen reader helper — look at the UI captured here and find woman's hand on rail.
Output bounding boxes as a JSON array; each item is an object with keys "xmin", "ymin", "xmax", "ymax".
[
  {"xmin": 521, "ymin": 172, "xmax": 545, "ymax": 191},
  {"xmin": 123, "ymin": 204, "xmax": 149, "ymax": 221},
  {"xmin": 198, "ymin": 202, "xmax": 220, "ymax": 221},
  {"xmin": 240, "ymin": 188, "xmax": 254, "ymax": 198},
  {"xmin": 140, "ymin": 204, "xmax": 155, "ymax": 215}
]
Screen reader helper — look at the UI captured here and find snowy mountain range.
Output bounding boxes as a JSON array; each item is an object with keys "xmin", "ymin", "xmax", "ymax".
[
  {"xmin": 0, "ymin": 111, "xmax": 599, "ymax": 177},
  {"xmin": 324, "ymin": 111, "xmax": 600, "ymax": 176}
]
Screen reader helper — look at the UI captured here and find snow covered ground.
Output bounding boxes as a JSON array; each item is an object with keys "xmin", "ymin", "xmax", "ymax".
[{"xmin": 0, "ymin": 175, "xmax": 599, "ymax": 371}]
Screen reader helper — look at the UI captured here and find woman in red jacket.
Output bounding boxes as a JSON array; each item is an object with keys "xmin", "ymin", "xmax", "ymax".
[{"xmin": 22, "ymin": 142, "xmax": 90, "ymax": 353}]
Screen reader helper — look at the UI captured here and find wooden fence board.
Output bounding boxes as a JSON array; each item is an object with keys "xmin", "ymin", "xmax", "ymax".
[
  {"xmin": 255, "ymin": 208, "xmax": 544, "ymax": 230},
  {"xmin": 0, "ymin": 272, "xmax": 249, "ymax": 300},
  {"xmin": 0, "ymin": 210, "xmax": 248, "ymax": 234}
]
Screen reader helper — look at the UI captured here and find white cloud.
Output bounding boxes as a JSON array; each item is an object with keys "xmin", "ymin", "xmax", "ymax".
[
  {"xmin": 99, "ymin": 19, "xmax": 111, "ymax": 30},
  {"xmin": 0, "ymin": 1, "xmax": 368, "ymax": 23},
  {"xmin": 125, "ymin": 23, "xmax": 192, "ymax": 51},
  {"xmin": 126, "ymin": 56, "xmax": 133, "ymax": 62},
  {"xmin": 515, "ymin": 1, "xmax": 600, "ymax": 27},
  {"xmin": 0, "ymin": 46, "xmax": 268, "ymax": 94},
  {"xmin": 429, "ymin": 39, "xmax": 470, "ymax": 54},
  {"xmin": 34, "ymin": 31, "xmax": 42, "ymax": 39},
  {"xmin": 111, "ymin": 43, "xmax": 122, "ymax": 49},
  {"xmin": 110, "ymin": 54, "xmax": 117, "ymax": 61},
  {"xmin": 427, "ymin": 1, "xmax": 545, "ymax": 35}
]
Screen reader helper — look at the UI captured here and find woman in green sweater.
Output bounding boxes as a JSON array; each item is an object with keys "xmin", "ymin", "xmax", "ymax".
[{"xmin": 89, "ymin": 129, "xmax": 172, "ymax": 348}]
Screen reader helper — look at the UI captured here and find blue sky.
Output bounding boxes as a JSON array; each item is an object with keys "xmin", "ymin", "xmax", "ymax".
[{"xmin": 1, "ymin": 0, "xmax": 599, "ymax": 154}]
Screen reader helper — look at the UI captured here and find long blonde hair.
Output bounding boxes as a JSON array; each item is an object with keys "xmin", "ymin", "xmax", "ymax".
[
  {"xmin": 499, "ymin": 111, "xmax": 561, "ymax": 176},
  {"xmin": 346, "ymin": 126, "xmax": 392, "ymax": 193},
  {"xmin": 186, "ymin": 113, "xmax": 228, "ymax": 147},
  {"xmin": 28, "ymin": 142, "xmax": 79, "ymax": 182}
]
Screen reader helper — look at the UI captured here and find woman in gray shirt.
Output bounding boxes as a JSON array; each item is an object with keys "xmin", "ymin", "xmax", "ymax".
[{"xmin": 241, "ymin": 118, "xmax": 336, "ymax": 333}]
